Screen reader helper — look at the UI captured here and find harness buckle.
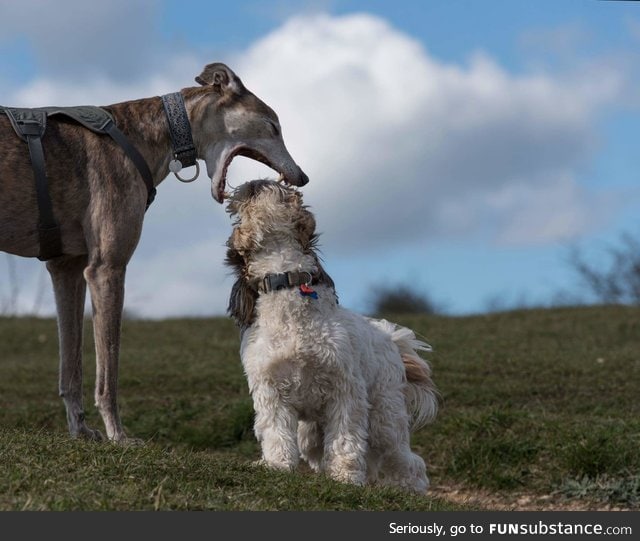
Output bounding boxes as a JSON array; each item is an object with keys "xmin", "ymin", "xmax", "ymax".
[
  {"xmin": 263, "ymin": 273, "xmax": 290, "ymax": 292},
  {"xmin": 16, "ymin": 120, "xmax": 42, "ymax": 137}
]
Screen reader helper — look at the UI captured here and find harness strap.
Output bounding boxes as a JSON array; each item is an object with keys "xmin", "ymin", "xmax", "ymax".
[
  {"xmin": 3, "ymin": 108, "xmax": 62, "ymax": 260},
  {"xmin": 26, "ymin": 131, "xmax": 63, "ymax": 260},
  {"xmin": 102, "ymin": 120, "xmax": 156, "ymax": 208}
]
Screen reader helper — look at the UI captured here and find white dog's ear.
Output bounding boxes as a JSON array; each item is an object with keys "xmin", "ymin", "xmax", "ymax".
[
  {"xmin": 195, "ymin": 63, "xmax": 245, "ymax": 95},
  {"xmin": 225, "ymin": 245, "xmax": 258, "ymax": 328},
  {"xmin": 229, "ymin": 225, "xmax": 253, "ymax": 253},
  {"xmin": 228, "ymin": 276, "xmax": 257, "ymax": 328},
  {"xmin": 296, "ymin": 208, "xmax": 316, "ymax": 249}
]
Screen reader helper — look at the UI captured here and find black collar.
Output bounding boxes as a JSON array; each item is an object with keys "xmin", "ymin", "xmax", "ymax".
[
  {"xmin": 161, "ymin": 92, "xmax": 197, "ymax": 174},
  {"xmin": 259, "ymin": 270, "xmax": 315, "ymax": 293}
]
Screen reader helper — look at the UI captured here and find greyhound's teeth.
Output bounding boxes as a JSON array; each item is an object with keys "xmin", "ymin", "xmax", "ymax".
[{"xmin": 277, "ymin": 173, "xmax": 285, "ymax": 183}]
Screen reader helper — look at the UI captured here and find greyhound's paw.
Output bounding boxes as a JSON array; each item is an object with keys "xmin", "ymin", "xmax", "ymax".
[
  {"xmin": 78, "ymin": 426, "xmax": 105, "ymax": 442},
  {"xmin": 111, "ymin": 436, "xmax": 145, "ymax": 447},
  {"xmin": 125, "ymin": 437, "xmax": 146, "ymax": 447}
]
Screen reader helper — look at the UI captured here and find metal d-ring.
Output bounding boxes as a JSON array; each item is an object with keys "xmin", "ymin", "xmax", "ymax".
[{"xmin": 173, "ymin": 161, "xmax": 200, "ymax": 183}]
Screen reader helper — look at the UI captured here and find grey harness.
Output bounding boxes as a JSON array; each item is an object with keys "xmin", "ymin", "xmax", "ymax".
[{"xmin": 0, "ymin": 105, "xmax": 156, "ymax": 261}]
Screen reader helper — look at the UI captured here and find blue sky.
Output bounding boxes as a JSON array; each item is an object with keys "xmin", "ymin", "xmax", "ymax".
[{"xmin": 1, "ymin": 0, "xmax": 639, "ymax": 317}]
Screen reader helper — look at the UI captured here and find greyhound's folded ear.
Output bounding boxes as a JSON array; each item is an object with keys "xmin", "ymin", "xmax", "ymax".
[{"xmin": 195, "ymin": 63, "xmax": 245, "ymax": 95}]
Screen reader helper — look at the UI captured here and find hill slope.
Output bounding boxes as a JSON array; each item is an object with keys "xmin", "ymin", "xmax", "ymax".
[{"xmin": 0, "ymin": 306, "xmax": 638, "ymax": 510}]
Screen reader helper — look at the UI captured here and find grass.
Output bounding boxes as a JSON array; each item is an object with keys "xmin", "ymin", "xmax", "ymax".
[
  {"xmin": 0, "ymin": 306, "xmax": 639, "ymax": 510},
  {"xmin": 0, "ymin": 429, "xmax": 448, "ymax": 511},
  {"xmin": 399, "ymin": 306, "xmax": 640, "ymax": 507}
]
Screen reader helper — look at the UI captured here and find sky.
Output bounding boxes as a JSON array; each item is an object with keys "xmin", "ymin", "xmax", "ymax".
[{"xmin": 1, "ymin": 0, "xmax": 639, "ymax": 318}]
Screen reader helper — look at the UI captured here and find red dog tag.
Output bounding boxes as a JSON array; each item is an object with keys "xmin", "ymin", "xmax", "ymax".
[{"xmin": 299, "ymin": 283, "xmax": 318, "ymax": 299}]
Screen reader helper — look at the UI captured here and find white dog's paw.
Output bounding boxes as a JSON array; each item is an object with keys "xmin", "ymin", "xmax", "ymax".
[
  {"xmin": 328, "ymin": 468, "xmax": 367, "ymax": 487},
  {"xmin": 325, "ymin": 454, "xmax": 368, "ymax": 486},
  {"xmin": 254, "ymin": 455, "xmax": 298, "ymax": 472},
  {"xmin": 407, "ymin": 475, "xmax": 430, "ymax": 494},
  {"xmin": 264, "ymin": 459, "xmax": 297, "ymax": 472}
]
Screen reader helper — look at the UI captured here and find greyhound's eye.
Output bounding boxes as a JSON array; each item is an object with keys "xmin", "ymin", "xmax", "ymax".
[{"xmin": 267, "ymin": 120, "xmax": 280, "ymax": 137}]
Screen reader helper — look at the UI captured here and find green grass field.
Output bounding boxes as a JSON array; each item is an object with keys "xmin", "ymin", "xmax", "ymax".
[{"xmin": 0, "ymin": 306, "xmax": 638, "ymax": 510}]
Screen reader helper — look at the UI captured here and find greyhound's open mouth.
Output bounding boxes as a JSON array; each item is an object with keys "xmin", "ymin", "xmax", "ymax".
[
  {"xmin": 211, "ymin": 145, "xmax": 308, "ymax": 203},
  {"xmin": 211, "ymin": 146, "xmax": 278, "ymax": 204}
]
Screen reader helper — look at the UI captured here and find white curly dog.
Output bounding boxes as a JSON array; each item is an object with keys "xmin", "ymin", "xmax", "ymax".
[{"xmin": 225, "ymin": 179, "xmax": 438, "ymax": 493}]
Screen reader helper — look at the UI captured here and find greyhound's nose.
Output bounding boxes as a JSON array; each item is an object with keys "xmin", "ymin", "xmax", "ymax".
[{"xmin": 298, "ymin": 168, "xmax": 309, "ymax": 186}]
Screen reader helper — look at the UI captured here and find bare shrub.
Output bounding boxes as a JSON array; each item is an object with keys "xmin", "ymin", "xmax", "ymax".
[
  {"xmin": 569, "ymin": 232, "xmax": 640, "ymax": 305},
  {"xmin": 369, "ymin": 283, "xmax": 438, "ymax": 316}
]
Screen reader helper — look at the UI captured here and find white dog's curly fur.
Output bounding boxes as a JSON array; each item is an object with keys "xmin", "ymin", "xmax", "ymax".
[{"xmin": 225, "ymin": 180, "xmax": 438, "ymax": 493}]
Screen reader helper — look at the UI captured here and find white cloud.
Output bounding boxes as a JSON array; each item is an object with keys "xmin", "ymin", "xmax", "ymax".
[
  {"xmin": 232, "ymin": 13, "xmax": 623, "ymax": 252},
  {"xmin": 0, "ymin": 12, "xmax": 632, "ymax": 317},
  {"xmin": 483, "ymin": 172, "xmax": 602, "ymax": 246}
]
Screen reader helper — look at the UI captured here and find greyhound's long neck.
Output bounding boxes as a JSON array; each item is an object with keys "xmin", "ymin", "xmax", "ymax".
[{"xmin": 106, "ymin": 88, "xmax": 208, "ymax": 187}]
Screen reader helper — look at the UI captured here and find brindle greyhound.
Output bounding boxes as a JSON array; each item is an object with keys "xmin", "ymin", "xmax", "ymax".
[{"xmin": 0, "ymin": 63, "xmax": 308, "ymax": 443}]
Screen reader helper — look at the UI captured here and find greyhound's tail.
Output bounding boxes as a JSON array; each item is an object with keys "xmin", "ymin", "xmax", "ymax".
[{"xmin": 368, "ymin": 318, "xmax": 439, "ymax": 432}]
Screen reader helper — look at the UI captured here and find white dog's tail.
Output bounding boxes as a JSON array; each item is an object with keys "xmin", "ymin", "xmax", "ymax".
[{"xmin": 368, "ymin": 318, "xmax": 439, "ymax": 432}]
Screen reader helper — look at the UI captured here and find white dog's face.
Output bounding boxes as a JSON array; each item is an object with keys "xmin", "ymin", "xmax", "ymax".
[
  {"xmin": 226, "ymin": 179, "xmax": 316, "ymax": 255},
  {"xmin": 225, "ymin": 179, "xmax": 334, "ymax": 331}
]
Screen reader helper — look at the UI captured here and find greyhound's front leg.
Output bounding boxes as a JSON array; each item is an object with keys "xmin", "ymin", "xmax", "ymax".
[
  {"xmin": 46, "ymin": 255, "xmax": 103, "ymax": 440},
  {"xmin": 83, "ymin": 260, "xmax": 130, "ymax": 443}
]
